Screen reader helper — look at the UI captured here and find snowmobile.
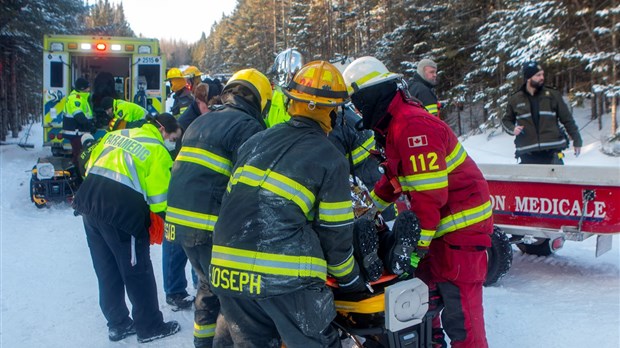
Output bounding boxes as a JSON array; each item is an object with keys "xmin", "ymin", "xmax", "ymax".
[{"xmin": 30, "ymin": 156, "xmax": 80, "ymax": 208}]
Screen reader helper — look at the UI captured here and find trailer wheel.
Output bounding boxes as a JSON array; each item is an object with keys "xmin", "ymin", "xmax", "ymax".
[
  {"xmin": 516, "ymin": 238, "xmax": 557, "ymax": 256},
  {"xmin": 485, "ymin": 226, "xmax": 513, "ymax": 286}
]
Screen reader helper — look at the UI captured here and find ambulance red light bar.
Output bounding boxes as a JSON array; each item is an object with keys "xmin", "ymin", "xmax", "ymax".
[{"xmin": 96, "ymin": 43, "xmax": 107, "ymax": 51}]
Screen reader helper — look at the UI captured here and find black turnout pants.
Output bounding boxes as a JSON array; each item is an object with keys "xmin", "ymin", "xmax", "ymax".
[
  {"xmin": 218, "ymin": 285, "xmax": 340, "ymax": 348},
  {"xmin": 182, "ymin": 239, "xmax": 226, "ymax": 348},
  {"xmin": 83, "ymin": 215, "xmax": 164, "ymax": 337}
]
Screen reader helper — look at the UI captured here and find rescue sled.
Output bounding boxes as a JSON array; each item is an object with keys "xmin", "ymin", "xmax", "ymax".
[
  {"xmin": 329, "ymin": 275, "xmax": 433, "ymax": 348},
  {"xmin": 479, "ymin": 163, "xmax": 620, "ymax": 258}
]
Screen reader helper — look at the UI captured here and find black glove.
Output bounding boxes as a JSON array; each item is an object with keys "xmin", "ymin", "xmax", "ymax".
[{"xmin": 338, "ymin": 274, "xmax": 368, "ymax": 294}]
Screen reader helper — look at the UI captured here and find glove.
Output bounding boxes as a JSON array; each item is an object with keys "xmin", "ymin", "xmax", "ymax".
[
  {"xmin": 148, "ymin": 211, "xmax": 164, "ymax": 245},
  {"xmin": 410, "ymin": 252, "xmax": 421, "ymax": 270},
  {"xmin": 338, "ymin": 274, "xmax": 368, "ymax": 294}
]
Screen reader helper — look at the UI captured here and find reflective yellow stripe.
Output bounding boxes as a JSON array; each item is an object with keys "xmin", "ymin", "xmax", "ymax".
[
  {"xmin": 176, "ymin": 146, "xmax": 232, "ymax": 177},
  {"xmin": 348, "ymin": 137, "xmax": 375, "ymax": 165},
  {"xmin": 327, "ymin": 252, "xmax": 355, "ymax": 278},
  {"xmin": 166, "ymin": 206, "xmax": 218, "ymax": 231},
  {"xmin": 319, "ymin": 201, "xmax": 354, "ymax": 223},
  {"xmin": 425, "ymin": 104, "xmax": 438, "ymax": 114},
  {"xmin": 417, "ymin": 229, "xmax": 435, "ymax": 248},
  {"xmin": 211, "ymin": 245, "xmax": 327, "ymax": 280},
  {"xmin": 436, "ymin": 200, "xmax": 493, "ymax": 237},
  {"xmin": 445, "ymin": 143, "xmax": 467, "ymax": 173},
  {"xmin": 229, "ymin": 165, "xmax": 315, "ymax": 215},
  {"xmin": 353, "ymin": 71, "xmax": 381, "ymax": 89},
  {"xmin": 194, "ymin": 322, "xmax": 215, "ymax": 338},
  {"xmin": 399, "ymin": 170, "xmax": 448, "ymax": 192},
  {"xmin": 370, "ymin": 190, "xmax": 391, "ymax": 211}
]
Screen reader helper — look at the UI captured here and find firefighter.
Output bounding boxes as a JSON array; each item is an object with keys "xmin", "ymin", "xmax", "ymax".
[
  {"xmin": 210, "ymin": 61, "xmax": 366, "ymax": 347},
  {"xmin": 63, "ymin": 77, "xmax": 95, "ymax": 165},
  {"xmin": 265, "ymin": 48, "xmax": 304, "ymax": 128},
  {"xmin": 72, "ymin": 113, "xmax": 182, "ymax": 343},
  {"xmin": 100, "ymin": 97, "xmax": 148, "ymax": 131},
  {"xmin": 167, "ymin": 67, "xmax": 194, "ymax": 117},
  {"xmin": 266, "ymin": 49, "xmax": 394, "ymax": 224},
  {"xmin": 343, "ymin": 57, "xmax": 494, "ymax": 348},
  {"xmin": 165, "ymin": 68, "xmax": 272, "ymax": 348},
  {"xmin": 183, "ymin": 66, "xmax": 204, "ymax": 92}
]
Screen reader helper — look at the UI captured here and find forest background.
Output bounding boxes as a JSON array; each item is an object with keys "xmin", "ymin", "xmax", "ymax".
[{"xmin": 1, "ymin": 0, "xmax": 618, "ymax": 149}]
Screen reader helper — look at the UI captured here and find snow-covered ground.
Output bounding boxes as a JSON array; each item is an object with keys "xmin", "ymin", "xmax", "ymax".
[{"xmin": 1, "ymin": 105, "xmax": 618, "ymax": 347}]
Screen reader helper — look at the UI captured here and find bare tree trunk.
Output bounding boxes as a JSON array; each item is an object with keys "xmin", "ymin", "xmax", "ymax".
[
  {"xmin": 0, "ymin": 53, "xmax": 6, "ymax": 142},
  {"xmin": 9, "ymin": 49, "xmax": 18, "ymax": 138},
  {"xmin": 611, "ymin": 5, "xmax": 618, "ymax": 134},
  {"xmin": 273, "ymin": 0, "xmax": 277, "ymax": 54}
]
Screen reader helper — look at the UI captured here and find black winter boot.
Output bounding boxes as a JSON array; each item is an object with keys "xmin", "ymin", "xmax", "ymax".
[
  {"xmin": 137, "ymin": 320, "xmax": 181, "ymax": 343},
  {"xmin": 166, "ymin": 292, "xmax": 195, "ymax": 312},
  {"xmin": 352, "ymin": 218, "xmax": 383, "ymax": 282},
  {"xmin": 385, "ymin": 210, "xmax": 421, "ymax": 277},
  {"xmin": 108, "ymin": 321, "xmax": 136, "ymax": 342}
]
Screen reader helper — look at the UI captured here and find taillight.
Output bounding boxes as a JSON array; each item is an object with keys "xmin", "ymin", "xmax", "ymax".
[
  {"xmin": 49, "ymin": 133, "xmax": 56, "ymax": 140},
  {"xmin": 56, "ymin": 133, "xmax": 63, "ymax": 140}
]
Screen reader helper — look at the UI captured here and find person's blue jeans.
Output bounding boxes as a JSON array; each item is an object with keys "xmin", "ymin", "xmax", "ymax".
[{"xmin": 162, "ymin": 238, "xmax": 198, "ymax": 296}]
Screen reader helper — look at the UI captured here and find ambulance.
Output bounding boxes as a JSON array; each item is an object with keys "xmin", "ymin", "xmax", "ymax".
[{"xmin": 42, "ymin": 34, "xmax": 166, "ymax": 156}]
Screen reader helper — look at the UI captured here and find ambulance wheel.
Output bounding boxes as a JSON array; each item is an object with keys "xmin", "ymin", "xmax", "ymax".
[
  {"xmin": 516, "ymin": 238, "xmax": 555, "ymax": 256},
  {"xmin": 485, "ymin": 226, "xmax": 513, "ymax": 286}
]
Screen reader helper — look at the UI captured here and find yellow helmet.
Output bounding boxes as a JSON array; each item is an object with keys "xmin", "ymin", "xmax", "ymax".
[
  {"xmin": 223, "ymin": 68, "xmax": 273, "ymax": 113},
  {"xmin": 183, "ymin": 66, "xmax": 202, "ymax": 78},
  {"xmin": 283, "ymin": 60, "xmax": 348, "ymax": 107},
  {"xmin": 166, "ymin": 67, "xmax": 184, "ymax": 80}
]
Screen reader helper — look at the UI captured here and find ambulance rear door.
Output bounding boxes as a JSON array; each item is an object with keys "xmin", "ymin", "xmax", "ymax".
[{"xmin": 43, "ymin": 51, "xmax": 71, "ymax": 154}]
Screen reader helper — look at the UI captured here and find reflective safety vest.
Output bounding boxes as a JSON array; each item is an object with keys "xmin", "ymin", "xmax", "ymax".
[
  {"xmin": 265, "ymin": 86, "xmax": 290, "ymax": 128},
  {"xmin": 85, "ymin": 124, "xmax": 172, "ymax": 214},
  {"xmin": 210, "ymin": 117, "xmax": 360, "ymax": 298},
  {"xmin": 108, "ymin": 100, "xmax": 148, "ymax": 131},
  {"xmin": 165, "ymin": 96, "xmax": 265, "ymax": 246},
  {"xmin": 370, "ymin": 92, "xmax": 493, "ymax": 248},
  {"xmin": 62, "ymin": 90, "xmax": 93, "ymax": 135}
]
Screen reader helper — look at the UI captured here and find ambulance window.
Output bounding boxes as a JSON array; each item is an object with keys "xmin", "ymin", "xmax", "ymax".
[
  {"xmin": 50, "ymin": 62, "xmax": 63, "ymax": 88},
  {"xmin": 137, "ymin": 65, "xmax": 160, "ymax": 90}
]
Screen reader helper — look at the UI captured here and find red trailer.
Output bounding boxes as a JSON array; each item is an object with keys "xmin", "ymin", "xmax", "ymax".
[{"xmin": 479, "ymin": 163, "xmax": 620, "ymax": 258}]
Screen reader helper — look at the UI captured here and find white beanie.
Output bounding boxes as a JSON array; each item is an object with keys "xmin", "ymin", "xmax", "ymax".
[{"xmin": 417, "ymin": 59, "xmax": 437, "ymax": 78}]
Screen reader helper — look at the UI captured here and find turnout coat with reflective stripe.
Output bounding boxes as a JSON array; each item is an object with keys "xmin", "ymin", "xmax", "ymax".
[
  {"xmin": 501, "ymin": 85, "xmax": 582, "ymax": 157},
  {"xmin": 210, "ymin": 117, "xmax": 360, "ymax": 298},
  {"xmin": 165, "ymin": 96, "xmax": 265, "ymax": 246},
  {"xmin": 371, "ymin": 92, "xmax": 492, "ymax": 248},
  {"xmin": 73, "ymin": 124, "xmax": 172, "ymax": 236}
]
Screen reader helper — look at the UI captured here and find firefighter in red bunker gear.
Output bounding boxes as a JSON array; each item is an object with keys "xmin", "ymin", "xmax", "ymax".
[
  {"xmin": 210, "ymin": 61, "xmax": 366, "ymax": 347},
  {"xmin": 343, "ymin": 57, "xmax": 493, "ymax": 348}
]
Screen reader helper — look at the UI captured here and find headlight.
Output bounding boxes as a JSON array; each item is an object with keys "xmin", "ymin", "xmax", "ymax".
[{"xmin": 36, "ymin": 163, "xmax": 55, "ymax": 180}]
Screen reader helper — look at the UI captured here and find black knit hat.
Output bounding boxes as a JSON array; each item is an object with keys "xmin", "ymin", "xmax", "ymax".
[
  {"xmin": 74, "ymin": 77, "xmax": 90, "ymax": 91},
  {"xmin": 523, "ymin": 61, "xmax": 542, "ymax": 80},
  {"xmin": 101, "ymin": 96, "xmax": 114, "ymax": 110}
]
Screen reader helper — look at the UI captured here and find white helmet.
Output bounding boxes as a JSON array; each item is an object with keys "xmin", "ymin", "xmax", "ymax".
[{"xmin": 342, "ymin": 56, "xmax": 401, "ymax": 96}]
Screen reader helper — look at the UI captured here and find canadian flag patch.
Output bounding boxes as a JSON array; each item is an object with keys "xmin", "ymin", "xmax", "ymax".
[{"xmin": 408, "ymin": 135, "xmax": 428, "ymax": 148}]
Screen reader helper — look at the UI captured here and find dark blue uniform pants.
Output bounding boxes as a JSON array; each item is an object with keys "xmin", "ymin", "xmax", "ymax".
[{"xmin": 83, "ymin": 215, "xmax": 164, "ymax": 337}]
